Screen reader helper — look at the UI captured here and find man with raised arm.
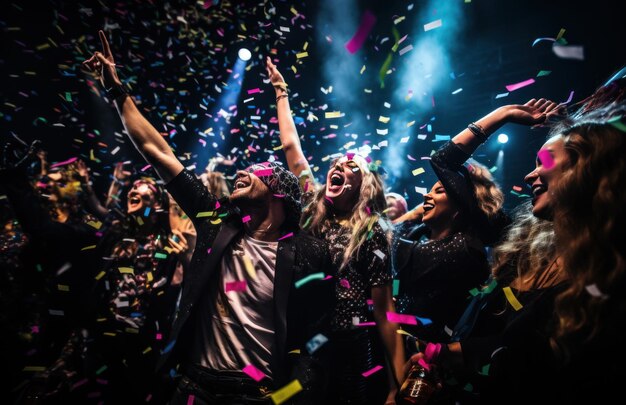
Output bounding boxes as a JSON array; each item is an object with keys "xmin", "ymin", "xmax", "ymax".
[{"xmin": 83, "ymin": 30, "xmax": 334, "ymax": 404}]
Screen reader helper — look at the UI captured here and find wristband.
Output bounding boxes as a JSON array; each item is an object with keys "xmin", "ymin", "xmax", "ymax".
[
  {"xmin": 276, "ymin": 94, "xmax": 289, "ymax": 103},
  {"xmin": 105, "ymin": 83, "xmax": 128, "ymax": 101},
  {"xmin": 468, "ymin": 122, "xmax": 488, "ymax": 143}
]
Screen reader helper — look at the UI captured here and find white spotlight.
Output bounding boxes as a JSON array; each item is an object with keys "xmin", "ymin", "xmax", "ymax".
[
  {"xmin": 238, "ymin": 48, "xmax": 251, "ymax": 61},
  {"xmin": 497, "ymin": 133, "xmax": 509, "ymax": 144}
]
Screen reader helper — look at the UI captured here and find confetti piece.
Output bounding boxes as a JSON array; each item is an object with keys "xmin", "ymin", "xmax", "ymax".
[
  {"xmin": 537, "ymin": 70, "xmax": 552, "ymax": 77},
  {"xmin": 242, "ymin": 215, "xmax": 251, "ymax": 223},
  {"xmin": 502, "ymin": 286, "xmax": 523, "ymax": 311},
  {"xmin": 295, "ymin": 272, "xmax": 325, "ymax": 288},
  {"xmin": 339, "ymin": 279, "xmax": 351, "ymax": 289},
  {"xmin": 243, "ymin": 256, "xmax": 256, "ymax": 279},
  {"xmin": 345, "ymin": 10, "xmax": 377, "ymax": 54},
  {"xmin": 585, "ymin": 283, "xmax": 608, "ymax": 298},
  {"xmin": 416, "ymin": 316, "xmax": 433, "ymax": 325},
  {"xmin": 532, "ymin": 37, "xmax": 556, "ymax": 47},
  {"xmin": 271, "ymin": 379, "xmax": 303, "ymax": 405},
  {"xmin": 415, "ymin": 187, "xmax": 428, "ymax": 195},
  {"xmin": 424, "ymin": 19, "xmax": 442, "ymax": 31},
  {"xmin": 81, "ymin": 245, "xmax": 96, "ymax": 250},
  {"xmin": 296, "ymin": 52, "xmax": 308, "ymax": 59},
  {"xmin": 412, "ymin": 167, "xmax": 425, "ymax": 176},
  {"xmin": 278, "ymin": 232, "xmax": 294, "ymax": 240},
  {"xmin": 187, "ymin": 394, "xmax": 195, "ymax": 405},
  {"xmin": 373, "ymin": 249, "xmax": 386, "ymax": 260},
  {"xmin": 325, "ymin": 111, "xmax": 342, "ymax": 119},
  {"xmin": 452, "ymin": 88, "xmax": 463, "ymax": 95},
  {"xmin": 196, "ymin": 211, "xmax": 215, "ymax": 218},
  {"xmin": 505, "ymin": 78, "xmax": 535, "ymax": 92},
  {"xmin": 552, "ymin": 45, "xmax": 584, "ymax": 60},
  {"xmin": 225, "ymin": 280, "xmax": 248, "ymax": 292},
  {"xmin": 608, "ymin": 115, "xmax": 626, "ymax": 132},
  {"xmin": 241, "ymin": 364, "xmax": 265, "ymax": 382},
  {"xmin": 398, "ymin": 44, "xmax": 413, "ymax": 55},
  {"xmin": 495, "ymin": 92, "xmax": 509, "ymax": 99},
  {"xmin": 537, "ymin": 149, "xmax": 555, "ymax": 169},
  {"xmin": 305, "ymin": 334, "xmax": 329, "ymax": 354},
  {"xmin": 386, "ymin": 311, "xmax": 418, "ymax": 325},
  {"xmin": 247, "ymin": 88, "xmax": 261, "ymax": 95},
  {"xmin": 253, "ymin": 168, "xmax": 273, "ymax": 177},
  {"xmin": 362, "ymin": 365, "xmax": 383, "ymax": 377},
  {"xmin": 49, "ymin": 157, "xmax": 78, "ymax": 168}
]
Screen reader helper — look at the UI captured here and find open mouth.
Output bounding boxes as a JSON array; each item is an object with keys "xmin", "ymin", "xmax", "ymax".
[
  {"xmin": 233, "ymin": 175, "xmax": 251, "ymax": 191},
  {"xmin": 330, "ymin": 172, "xmax": 345, "ymax": 187},
  {"xmin": 531, "ymin": 184, "xmax": 547, "ymax": 198},
  {"xmin": 128, "ymin": 195, "xmax": 142, "ymax": 205},
  {"xmin": 423, "ymin": 202, "xmax": 435, "ymax": 212}
]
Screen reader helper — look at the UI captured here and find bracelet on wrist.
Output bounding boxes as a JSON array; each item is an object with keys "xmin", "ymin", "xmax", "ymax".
[
  {"xmin": 273, "ymin": 81, "xmax": 288, "ymax": 93},
  {"xmin": 105, "ymin": 83, "xmax": 128, "ymax": 101},
  {"xmin": 276, "ymin": 94, "xmax": 289, "ymax": 103},
  {"xmin": 468, "ymin": 122, "xmax": 489, "ymax": 143}
]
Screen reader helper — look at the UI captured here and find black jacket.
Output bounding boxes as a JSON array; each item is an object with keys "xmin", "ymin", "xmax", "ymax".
[{"xmin": 161, "ymin": 169, "xmax": 334, "ymax": 398}]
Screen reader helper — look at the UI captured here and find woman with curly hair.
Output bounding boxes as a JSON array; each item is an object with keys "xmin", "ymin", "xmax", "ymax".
[
  {"xmin": 547, "ymin": 101, "xmax": 626, "ymax": 403},
  {"xmin": 266, "ymin": 57, "xmax": 404, "ymax": 404}
]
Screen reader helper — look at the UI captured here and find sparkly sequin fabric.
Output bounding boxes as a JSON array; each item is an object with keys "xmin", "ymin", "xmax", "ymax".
[{"xmin": 324, "ymin": 221, "xmax": 392, "ymax": 330}]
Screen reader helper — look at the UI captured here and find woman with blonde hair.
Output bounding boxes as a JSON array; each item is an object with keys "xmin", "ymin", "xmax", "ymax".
[{"xmin": 266, "ymin": 57, "xmax": 404, "ymax": 404}]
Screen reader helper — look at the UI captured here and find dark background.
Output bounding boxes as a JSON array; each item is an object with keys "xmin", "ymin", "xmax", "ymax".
[{"xmin": 2, "ymin": 0, "xmax": 624, "ymax": 210}]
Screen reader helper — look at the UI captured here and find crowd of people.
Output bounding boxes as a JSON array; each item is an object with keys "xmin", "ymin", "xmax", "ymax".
[{"xmin": 1, "ymin": 29, "xmax": 625, "ymax": 405}]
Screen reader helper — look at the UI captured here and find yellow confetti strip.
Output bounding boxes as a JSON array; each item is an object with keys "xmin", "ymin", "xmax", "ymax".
[
  {"xmin": 118, "ymin": 267, "xmax": 134, "ymax": 274},
  {"xmin": 57, "ymin": 284, "xmax": 70, "ymax": 292},
  {"xmin": 23, "ymin": 366, "xmax": 46, "ymax": 372},
  {"xmin": 412, "ymin": 167, "xmax": 425, "ymax": 176},
  {"xmin": 360, "ymin": 65, "xmax": 366, "ymax": 74},
  {"xmin": 288, "ymin": 349, "xmax": 301, "ymax": 354},
  {"xmin": 210, "ymin": 218, "xmax": 222, "ymax": 225},
  {"xmin": 502, "ymin": 287, "xmax": 523, "ymax": 311},
  {"xmin": 95, "ymin": 271, "xmax": 106, "ymax": 280},
  {"xmin": 243, "ymin": 256, "xmax": 256, "ymax": 279},
  {"xmin": 81, "ymin": 245, "xmax": 96, "ymax": 251},
  {"xmin": 325, "ymin": 111, "xmax": 342, "ymax": 119},
  {"xmin": 87, "ymin": 220, "xmax": 102, "ymax": 229},
  {"xmin": 273, "ymin": 144, "xmax": 285, "ymax": 151},
  {"xmin": 146, "ymin": 272, "xmax": 153, "ymax": 282},
  {"xmin": 378, "ymin": 116, "xmax": 390, "ymax": 123},
  {"xmin": 296, "ymin": 52, "xmax": 308, "ymax": 59},
  {"xmin": 271, "ymin": 379, "xmax": 303, "ymax": 405},
  {"xmin": 196, "ymin": 211, "xmax": 215, "ymax": 218}
]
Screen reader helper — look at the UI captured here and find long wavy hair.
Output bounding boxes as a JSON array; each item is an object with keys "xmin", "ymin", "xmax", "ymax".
[
  {"xmin": 466, "ymin": 158, "xmax": 505, "ymax": 218},
  {"xmin": 490, "ymin": 200, "xmax": 557, "ymax": 289},
  {"xmin": 301, "ymin": 157, "xmax": 389, "ymax": 269},
  {"xmin": 551, "ymin": 104, "xmax": 626, "ymax": 360},
  {"xmin": 461, "ymin": 159, "xmax": 505, "ymax": 244}
]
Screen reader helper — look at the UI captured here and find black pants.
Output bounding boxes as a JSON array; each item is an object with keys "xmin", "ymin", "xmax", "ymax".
[{"xmin": 169, "ymin": 364, "xmax": 271, "ymax": 405}]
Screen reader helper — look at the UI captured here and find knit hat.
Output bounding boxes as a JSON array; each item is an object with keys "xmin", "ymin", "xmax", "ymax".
[{"xmin": 245, "ymin": 162, "xmax": 302, "ymax": 230}]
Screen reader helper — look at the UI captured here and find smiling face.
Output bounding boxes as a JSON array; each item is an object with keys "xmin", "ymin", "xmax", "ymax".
[
  {"xmin": 127, "ymin": 180, "xmax": 160, "ymax": 215},
  {"xmin": 325, "ymin": 157, "xmax": 364, "ymax": 212},
  {"xmin": 229, "ymin": 169, "xmax": 272, "ymax": 205},
  {"xmin": 524, "ymin": 135, "xmax": 570, "ymax": 220},
  {"xmin": 421, "ymin": 181, "xmax": 460, "ymax": 230}
]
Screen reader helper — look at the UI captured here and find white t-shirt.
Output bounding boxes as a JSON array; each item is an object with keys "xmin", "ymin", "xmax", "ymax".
[{"xmin": 190, "ymin": 234, "xmax": 277, "ymax": 378}]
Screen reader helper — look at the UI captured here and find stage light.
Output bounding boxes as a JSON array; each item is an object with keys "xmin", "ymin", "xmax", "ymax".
[
  {"xmin": 497, "ymin": 133, "xmax": 509, "ymax": 144},
  {"xmin": 238, "ymin": 48, "xmax": 251, "ymax": 61}
]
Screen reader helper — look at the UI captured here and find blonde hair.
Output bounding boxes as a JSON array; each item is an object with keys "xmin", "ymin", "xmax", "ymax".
[
  {"xmin": 301, "ymin": 158, "xmax": 390, "ymax": 269},
  {"xmin": 491, "ymin": 200, "xmax": 557, "ymax": 288},
  {"xmin": 466, "ymin": 158, "xmax": 504, "ymax": 219}
]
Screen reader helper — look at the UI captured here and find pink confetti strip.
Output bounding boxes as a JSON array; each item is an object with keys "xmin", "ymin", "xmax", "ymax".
[
  {"xmin": 361, "ymin": 365, "xmax": 383, "ymax": 377},
  {"xmin": 49, "ymin": 157, "xmax": 77, "ymax": 168},
  {"xmin": 505, "ymin": 78, "xmax": 535, "ymax": 92},
  {"xmin": 537, "ymin": 149, "xmax": 555, "ymax": 169},
  {"xmin": 356, "ymin": 321, "xmax": 376, "ymax": 327},
  {"xmin": 141, "ymin": 164, "xmax": 152, "ymax": 172},
  {"xmin": 386, "ymin": 311, "xmax": 418, "ymax": 325},
  {"xmin": 278, "ymin": 232, "xmax": 294, "ymax": 240},
  {"xmin": 345, "ymin": 10, "xmax": 377, "ymax": 54},
  {"xmin": 339, "ymin": 279, "xmax": 351, "ymax": 289},
  {"xmin": 247, "ymin": 88, "xmax": 261, "ymax": 94},
  {"xmin": 187, "ymin": 394, "xmax": 195, "ymax": 405},
  {"xmin": 253, "ymin": 168, "xmax": 273, "ymax": 177},
  {"xmin": 242, "ymin": 215, "xmax": 251, "ymax": 223},
  {"xmin": 215, "ymin": 201, "xmax": 221, "ymax": 210},
  {"xmin": 273, "ymin": 194, "xmax": 286, "ymax": 198},
  {"xmin": 242, "ymin": 364, "xmax": 266, "ymax": 382},
  {"xmin": 225, "ymin": 280, "xmax": 247, "ymax": 292}
]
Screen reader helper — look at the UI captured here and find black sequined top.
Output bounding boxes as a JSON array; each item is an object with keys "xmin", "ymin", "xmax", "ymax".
[{"xmin": 323, "ymin": 220, "xmax": 392, "ymax": 330}]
